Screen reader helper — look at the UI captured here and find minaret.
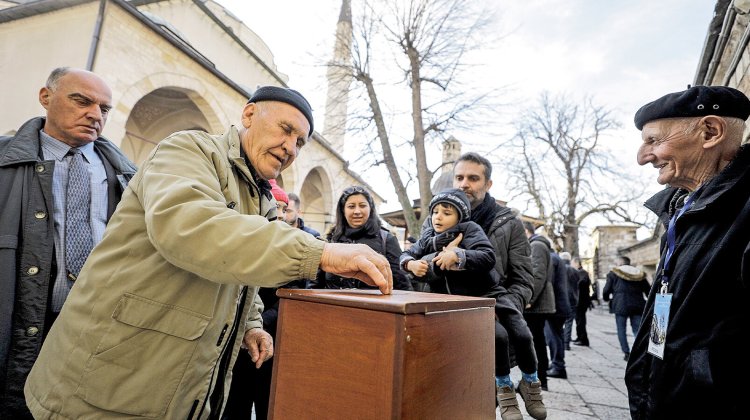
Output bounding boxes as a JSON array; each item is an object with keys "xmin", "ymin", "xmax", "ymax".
[
  {"xmin": 441, "ymin": 136, "xmax": 462, "ymax": 175},
  {"xmin": 431, "ymin": 136, "xmax": 462, "ymax": 193},
  {"xmin": 323, "ymin": 0, "xmax": 352, "ymax": 154}
]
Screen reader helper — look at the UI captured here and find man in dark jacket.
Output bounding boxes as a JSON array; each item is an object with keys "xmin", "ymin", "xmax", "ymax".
[
  {"xmin": 452, "ymin": 153, "xmax": 542, "ymax": 420},
  {"xmin": 285, "ymin": 192, "xmax": 321, "ymax": 238},
  {"xmin": 626, "ymin": 85, "xmax": 750, "ymax": 419},
  {"xmin": 544, "ymin": 252, "xmax": 571, "ymax": 379},
  {"xmin": 559, "ymin": 252, "xmax": 578, "ymax": 351},
  {"xmin": 0, "ymin": 67, "xmax": 136, "ymax": 418},
  {"xmin": 571, "ymin": 257, "xmax": 593, "ymax": 347},
  {"xmin": 522, "ymin": 222, "xmax": 555, "ymax": 391},
  {"xmin": 603, "ymin": 256, "xmax": 648, "ymax": 361}
]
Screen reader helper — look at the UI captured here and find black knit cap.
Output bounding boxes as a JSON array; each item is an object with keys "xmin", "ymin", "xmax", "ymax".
[
  {"xmin": 634, "ymin": 85, "xmax": 750, "ymax": 130},
  {"xmin": 429, "ymin": 188, "xmax": 471, "ymax": 223},
  {"xmin": 248, "ymin": 86, "xmax": 314, "ymax": 136}
]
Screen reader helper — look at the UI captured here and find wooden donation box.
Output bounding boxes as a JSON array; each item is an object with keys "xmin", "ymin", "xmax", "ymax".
[{"xmin": 269, "ymin": 289, "xmax": 496, "ymax": 419}]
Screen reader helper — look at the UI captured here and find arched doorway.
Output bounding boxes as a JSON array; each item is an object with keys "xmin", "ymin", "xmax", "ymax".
[
  {"xmin": 299, "ymin": 167, "xmax": 332, "ymax": 235},
  {"xmin": 121, "ymin": 87, "xmax": 212, "ymax": 165}
]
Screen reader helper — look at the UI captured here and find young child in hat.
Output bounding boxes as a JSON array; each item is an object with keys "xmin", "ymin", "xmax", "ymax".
[{"xmin": 400, "ymin": 188, "xmax": 547, "ymax": 420}]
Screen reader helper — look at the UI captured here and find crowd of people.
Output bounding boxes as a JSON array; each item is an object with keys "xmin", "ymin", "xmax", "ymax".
[{"xmin": 2, "ymin": 68, "xmax": 748, "ymax": 420}]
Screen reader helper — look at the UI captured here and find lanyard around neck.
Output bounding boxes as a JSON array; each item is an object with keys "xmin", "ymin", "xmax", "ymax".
[{"xmin": 659, "ymin": 193, "xmax": 696, "ymax": 293}]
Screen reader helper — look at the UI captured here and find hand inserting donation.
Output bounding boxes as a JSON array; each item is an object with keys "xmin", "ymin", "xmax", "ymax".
[{"xmin": 320, "ymin": 242, "xmax": 393, "ymax": 294}]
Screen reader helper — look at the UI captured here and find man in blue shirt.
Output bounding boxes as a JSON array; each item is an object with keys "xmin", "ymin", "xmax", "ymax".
[{"xmin": 0, "ymin": 67, "xmax": 136, "ymax": 418}]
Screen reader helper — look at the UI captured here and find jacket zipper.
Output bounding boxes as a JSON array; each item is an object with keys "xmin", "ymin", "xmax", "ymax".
[{"xmin": 196, "ymin": 287, "xmax": 248, "ymax": 419}]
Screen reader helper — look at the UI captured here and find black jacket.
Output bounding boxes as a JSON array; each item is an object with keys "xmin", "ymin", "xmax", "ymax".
[
  {"xmin": 484, "ymin": 204, "xmax": 534, "ymax": 311},
  {"xmin": 0, "ymin": 117, "xmax": 136, "ymax": 417},
  {"xmin": 525, "ymin": 235, "xmax": 555, "ymax": 314},
  {"xmin": 312, "ymin": 227, "xmax": 411, "ymax": 290},
  {"xmin": 400, "ymin": 221, "xmax": 498, "ymax": 297},
  {"xmin": 563, "ymin": 260, "xmax": 579, "ymax": 310},
  {"xmin": 625, "ymin": 145, "xmax": 750, "ymax": 420},
  {"xmin": 575, "ymin": 268, "xmax": 593, "ymax": 311},
  {"xmin": 602, "ymin": 266, "xmax": 649, "ymax": 316},
  {"xmin": 549, "ymin": 253, "xmax": 572, "ymax": 318},
  {"xmin": 297, "ymin": 217, "xmax": 320, "ymax": 238},
  {"xmin": 424, "ymin": 195, "xmax": 534, "ymax": 311}
]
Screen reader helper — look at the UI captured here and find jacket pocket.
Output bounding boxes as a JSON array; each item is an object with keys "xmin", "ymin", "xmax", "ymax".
[
  {"xmin": 77, "ymin": 293, "xmax": 210, "ymax": 417},
  {"xmin": 0, "ymin": 234, "xmax": 18, "ymax": 249}
]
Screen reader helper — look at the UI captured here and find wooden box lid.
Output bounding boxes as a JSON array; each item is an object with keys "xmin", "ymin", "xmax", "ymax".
[{"xmin": 275, "ymin": 289, "xmax": 495, "ymax": 315}]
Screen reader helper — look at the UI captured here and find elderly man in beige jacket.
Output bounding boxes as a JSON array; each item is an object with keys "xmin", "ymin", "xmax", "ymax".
[{"xmin": 24, "ymin": 86, "xmax": 392, "ymax": 419}]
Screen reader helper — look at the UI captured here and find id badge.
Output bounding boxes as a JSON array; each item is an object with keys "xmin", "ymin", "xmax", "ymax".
[{"xmin": 647, "ymin": 293, "xmax": 672, "ymax": 359}]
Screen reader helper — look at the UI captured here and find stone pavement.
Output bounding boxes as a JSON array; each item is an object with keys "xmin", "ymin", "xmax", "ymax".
[{"xmin": 503, "ymin": 305, "xmax": 632, "ymax": 419}]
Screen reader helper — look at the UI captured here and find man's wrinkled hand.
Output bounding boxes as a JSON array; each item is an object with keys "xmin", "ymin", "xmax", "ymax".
[
  {"xmin": 433, "ymin": 249, "xmax": 459, "ymax": 270},
  {"xmin": 243, "ymin": 328, "xmax": 274, "ymax": 369},
  {"xmin": 320, "ymin": 243, "xmax": 393, "ymax": 294},
  {"xmin": 443, "ymin": 233, "xmax": 463, "ymax": 251}
]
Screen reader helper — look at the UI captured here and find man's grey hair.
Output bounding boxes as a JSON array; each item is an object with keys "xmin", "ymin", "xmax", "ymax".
[
  {"xmin": 45, "ymin": 67, "xmax": 71, "ymax": 90},
  {"xmin": 559, "ymin": 251, "xmax": 571, "ymax": 261},
  {"xmin": 676, "ymin": 116, "xmax": 746, "ymax": 144},
  {"xmin": 455, "ymin": 152, "xmax": 493, "ymax": 180}
]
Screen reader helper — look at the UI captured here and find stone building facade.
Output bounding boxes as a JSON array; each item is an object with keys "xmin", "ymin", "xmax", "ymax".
[
  {"xmin": 591, "ymin": 226, "xmax": 638, "ymax": 277},
  {"xmin": 0, "ymin": 0, "xmax": 381, "ymax": 234},
  {"xmin": 695, "ymin": 0, "xmax": 750, "ymax": 104}
]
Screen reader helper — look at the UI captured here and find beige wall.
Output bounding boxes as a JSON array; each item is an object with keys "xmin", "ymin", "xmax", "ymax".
[
  {"xmin": 91, "ymin": 2, "xmax": 236, "ymax": 142},
  {"xmin": 0, "ymin": 2, "xmax": 97, "ymax": 133},
  {"xmin": 137, "ymin": 0, "xmax": 286, "ymax": 89},
  {"xmin": 0, "ymin": 0, "xmax": 380, "ymax": 235}
]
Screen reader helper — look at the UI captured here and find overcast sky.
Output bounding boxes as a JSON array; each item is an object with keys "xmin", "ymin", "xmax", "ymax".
[{"xmin": 215, "ymin": 0, "xmax": 717, "ymax": 226}]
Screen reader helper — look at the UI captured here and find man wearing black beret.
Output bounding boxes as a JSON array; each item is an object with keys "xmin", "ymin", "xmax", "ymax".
[
  {"xmin": 24, "ymin": 86, "xmax": 393, "ymax": 419},
  {"xmin": 626, "ymin": 85, "xmax": 750, "ymax": 420}
]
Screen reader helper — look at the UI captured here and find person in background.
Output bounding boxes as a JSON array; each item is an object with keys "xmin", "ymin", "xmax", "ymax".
[
  {"xmin": 450, "ymin": 153, "xmax": 538, "ymax": 420},
  {"xmin": 544, "ymin": 252, "xmax": 571, "ymax": 379},
  {"xmin": 311, "ymin": 185, "xmax": 411, "ymax": 290},
  {"xmin": 627, "ymin": 84, "xmax": 750, "ymax": 419},
  {"xmin": 0, "ymin": 67, "xmax": 136, "ymax": 418},
  {"xmin": 559, "ymin": 252, "xmax": 578, "ymax": 351},
  {"xmin": 522, "ymin": 222, "xmax": 555, "ymax": 392},
  {"xmin": 285, "ymin": 191, "xmax": 320, "ymax": 238},
  {"xmin": 571, "ymin": 257, "xmax": 593, "ymax": 347},
  {"xmin": 603, "ymin": 256, "xmax": 648, "ymax": 361},
  {"xmin": 24, "ymin": 86, "xmax": 392, "ymax": 419}
]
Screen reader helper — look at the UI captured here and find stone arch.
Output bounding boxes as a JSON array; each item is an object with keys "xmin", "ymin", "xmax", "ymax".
[
  {"xmin": 297, "ymin": 166, "xmax": 333, "ymax": 235},
  {"xmin": 276, "ymin": 164, "xmax": 296, "ymax": 193},
  {"xmin": 110, "ymin": 73, "xmax": 226, "ymax": 164}
]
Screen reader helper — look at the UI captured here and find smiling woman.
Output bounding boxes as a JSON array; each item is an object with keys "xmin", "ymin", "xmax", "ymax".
[{"xmin": 309, "ymin": 186, "xmax": 412, "ymax": 291}]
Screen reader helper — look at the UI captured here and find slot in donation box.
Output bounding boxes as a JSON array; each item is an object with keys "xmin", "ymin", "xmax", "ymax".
[{"xmin": 268, "ymin": 289, "xmax": 496, "ymax": 420}]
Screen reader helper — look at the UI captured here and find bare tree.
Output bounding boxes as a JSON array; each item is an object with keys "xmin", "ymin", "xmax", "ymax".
[
  {"xmin": 501, "ymin": 92, "xmax": 651, "ymax": 256},
  {"xmin": 330, "ymin": 0, "xmax": 494, "ymax": 237}
]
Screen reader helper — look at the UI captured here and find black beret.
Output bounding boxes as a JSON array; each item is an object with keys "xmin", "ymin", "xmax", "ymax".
[
  {"xmin": 248, "ymin": 86, "xmax": 314, "ymax": 136},
  {"xmin": 634, "ymin": 85, "xmax": 750, "ymax": 130}
]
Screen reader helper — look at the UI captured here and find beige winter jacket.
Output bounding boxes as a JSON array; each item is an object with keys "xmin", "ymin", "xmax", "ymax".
[{"xmin": 24, "ymin": 126, "xmax": 324, "ymax": 419}]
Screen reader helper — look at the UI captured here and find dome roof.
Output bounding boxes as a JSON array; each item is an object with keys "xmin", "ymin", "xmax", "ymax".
[{"xmin": 431, "ymin": 171, "xmax": 453, "ymax": 194}]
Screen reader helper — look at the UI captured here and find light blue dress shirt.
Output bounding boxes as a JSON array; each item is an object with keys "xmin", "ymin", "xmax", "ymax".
[{"xmin": 40, "ymin": 130, "xmax": 108, "ymax": 312}]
